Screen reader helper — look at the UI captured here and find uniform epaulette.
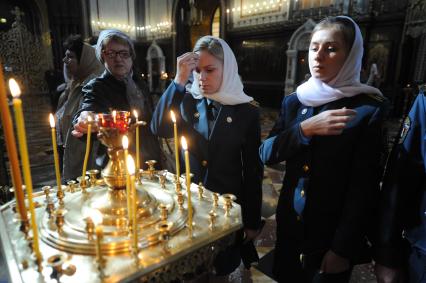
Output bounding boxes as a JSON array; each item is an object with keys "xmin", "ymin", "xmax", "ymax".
[
  {"xmin": 366, "ymin": 93, "xmax": 385, "ymax": 103},
  {"xmin": 249, "ymin": 100, "xmax": 259, "ymax": 107}
]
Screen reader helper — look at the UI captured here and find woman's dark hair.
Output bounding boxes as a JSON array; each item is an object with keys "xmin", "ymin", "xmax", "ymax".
[
  {"xmin": 312, "ymin": 17, "xmax": 355, "ymax": 53},
  {"xmin": 63, "ymin": 34, "xmax": 84, "ymax": 62}
]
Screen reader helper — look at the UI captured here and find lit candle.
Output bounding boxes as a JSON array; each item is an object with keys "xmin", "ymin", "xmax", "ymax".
[
  {"xmin": 81, "ymin": 115, "xmax": 92, "ymax": 184},
  {"xmin": 9, "ymin": 78, "xmax": 42, "ymax": 261},
  {"xmin": 122, "ymin": 136, "xmax": 132, "ymax": 221},
  {"xmin": 180, "ymin": 136, "xmax": 192, "ymax": 233},
  {"xmin": 112, "ymin": 110, "xmax": 117, "ymax": 124},
  {"xmin": 133, "ymin": 110, "xmax": 140, "ymax": 172},
  {"xmin": 126, "ymin": 155, "xmax": 138, "ymax": 251},
  {"xmin": 170, "ymin": 111, "xmax": 180, "ymax": 181},
  {"xmin": 0, "ymin": 65, "xmax": 27, "ymax": 221},
  {"xmin": 49, "ymin": 114, "xmax": 62, "ymax": 191}
]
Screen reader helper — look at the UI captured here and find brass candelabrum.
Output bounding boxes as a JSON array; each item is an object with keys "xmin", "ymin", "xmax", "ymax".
[{"xmin": 0, "ymin": 110, "xmax": 244, "ymax": 283}]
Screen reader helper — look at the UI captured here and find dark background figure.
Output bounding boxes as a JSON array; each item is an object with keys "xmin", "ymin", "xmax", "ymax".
[
  {"xmin": 55, "ymin": 34, "xmax": 104, "ymax": 181},
  {"xmin": 374, "ymin": 84, "xmax": 426, "ymax": 283},
  {"xmin": 45, "ymin": 69, "xmax": 64, "ymax": 112}
]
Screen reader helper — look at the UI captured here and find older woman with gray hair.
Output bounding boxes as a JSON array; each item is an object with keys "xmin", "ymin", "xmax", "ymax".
[{"xmin": 72, "ymin": 29, "xmax": 162, "ymax": 169}]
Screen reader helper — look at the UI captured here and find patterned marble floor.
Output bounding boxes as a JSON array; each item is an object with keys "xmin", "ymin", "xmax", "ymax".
[{"xmin": 1, "ymin": 97, "xmax": 402, "ymax": 282}]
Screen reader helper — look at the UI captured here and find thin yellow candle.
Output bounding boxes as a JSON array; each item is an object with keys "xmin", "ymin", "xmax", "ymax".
[
  {"xmin": 170, "ymin": 111, "xmax": 180, "ymax": 180},
  {"xmin": 49, "ymin": 114, "xmax": 62, "ymax": 191},
  {"xmin": 122, "ymin": 135, "xmax": 132, "ymax": 221},
  {"xmin": 0, "ymin": 64, "xmax": 27, "ymax": 221},
  {"xmin": 133, "ymin": 110, "xmax": 140, "ymax": 172},
  {"xmin": 112, "ymin": 110, "xmax": 117, "ymax": 124},
  {"xmin": 9, "ymin": 78, "xmax": 42, "ymax": 261},
  {"xmin": 81, "ymin": 115, "xmax": 92, "ymax": 182},
  {"xmin": 181, "ymin": 136, "xmax": 192, "ymax": 232},
  {"xmin": 126, "ymin": 155, "xmax": 138, "ymax": 251},
  {"xmin": 92, "ymin": 210, "xmax": 104, "ymax": 267}
]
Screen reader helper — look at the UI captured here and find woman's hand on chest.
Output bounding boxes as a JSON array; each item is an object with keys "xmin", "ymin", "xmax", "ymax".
[{"xmin": 300, "ymin": 108, "xmax": 357, "ymax": 137}]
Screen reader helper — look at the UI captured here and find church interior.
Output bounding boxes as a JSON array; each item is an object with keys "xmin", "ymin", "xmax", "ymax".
[{"xmin": 0, "ymin": 0, "xmax": 425, "ymax": 282}]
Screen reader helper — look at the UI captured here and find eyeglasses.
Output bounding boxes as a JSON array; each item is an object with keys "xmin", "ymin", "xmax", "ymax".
[{"xmin": 103, "ymin": 50, "xmax": 131, "ymax": 59}]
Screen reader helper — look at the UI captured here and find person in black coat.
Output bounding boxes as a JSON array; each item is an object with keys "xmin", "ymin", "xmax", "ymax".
[
  {"xmin": 259, "ymin": 16, "xmax": 387, "ymax": 282},
  {"xmin": 150, "ymin": 36, "xmax": 263, "ymax": 276},
  {"xmin": 374, "ymin": 86, "xmax": 426, "ymax": 283},
  {"xmin": 72, "ymin": 29, "xmax": 162, "ymax": 169}
]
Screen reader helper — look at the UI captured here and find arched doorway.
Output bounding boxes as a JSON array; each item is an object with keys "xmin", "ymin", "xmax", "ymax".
[
  {"xmin": 284, "ymin": 19, "xmax": 316, "ymax": 95},
  {"xmin": 146, "ymin": 40, "xmax": 166, "ymax": 94},
  {"xmin": 211, "ymin": 6, "xmax": 220, "ymax": 37}
]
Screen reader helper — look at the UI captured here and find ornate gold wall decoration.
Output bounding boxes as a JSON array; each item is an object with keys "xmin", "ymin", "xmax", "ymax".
[{"xmin": 0, "ymin": 7, "xmax": 50, "ymax": 93}]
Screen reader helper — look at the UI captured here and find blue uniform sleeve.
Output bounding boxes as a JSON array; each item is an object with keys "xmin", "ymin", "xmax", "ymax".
[
  {"xmin": 374, "ymin": 93, "xmax": 426, "ymax": 268},
  {"xmin": 173, "ymin": 80, "xmax": 185, "ymax": 93},
  {"xmin": 150, "ymin": 82, "xmax": 186, "ymax": 138},
  {"xmin": 259, "ymin": 96, "xmax": 309, "ymax": 165}
]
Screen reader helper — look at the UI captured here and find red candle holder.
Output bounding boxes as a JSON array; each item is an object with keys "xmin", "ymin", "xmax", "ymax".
[{"xmin": 97, "ymin": 111, "xmax": 130, "ymax": 133}]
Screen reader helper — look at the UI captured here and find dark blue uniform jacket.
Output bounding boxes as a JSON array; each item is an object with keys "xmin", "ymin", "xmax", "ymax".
[
  {"xmin": 260, "ymin": 92, "xmax": 386, "ymax": 267},
  {"xmin": 375, "ymin": 89, "xmax": 426, "ymax": 268},
  {"xmin": 151, "ymin": 83, "xmax": 263, "ymax": 230}
]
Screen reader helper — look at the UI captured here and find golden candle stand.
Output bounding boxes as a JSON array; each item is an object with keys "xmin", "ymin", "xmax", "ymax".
[{"xmin": 0, "ymin": 112, "xmax": 243, "ymax": 283}]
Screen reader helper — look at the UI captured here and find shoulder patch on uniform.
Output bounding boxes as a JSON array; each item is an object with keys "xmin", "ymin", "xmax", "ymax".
[
  {"xmin": 366, "ymin": 93, "xmax": 385, "ymax": 103},
  {"xmin": 399, "ymin": 116, "xmax": 411, "ymax": 144},
  {"xmin": 249, "ymin": 100, "xmax": 259, "ymax": 107},
  {"xmin": 419, "ymin": 84, "xmax": 426, "ymax": 93}
]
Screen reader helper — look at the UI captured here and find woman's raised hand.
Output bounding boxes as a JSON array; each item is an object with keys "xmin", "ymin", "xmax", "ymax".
[
  {"xmin": 300, "ymin": 107, "xmax": 356, "ymax": 137},
  {"xmin": 174, "ymin": 52, "xmax": 199, "ymax": 87}
]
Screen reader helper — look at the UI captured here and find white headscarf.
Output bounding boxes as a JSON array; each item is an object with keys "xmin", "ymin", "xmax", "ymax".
[
  {"xmin": 296, "ymin": 16, "xmax": 382, "ymax": 107},
  {"xmin": 190, "ymin": 36, "xmax": 253, "ymax": 105},
  {"xmin": 95, "ymin": 29, "xmax": 135, "ymax": 64}
]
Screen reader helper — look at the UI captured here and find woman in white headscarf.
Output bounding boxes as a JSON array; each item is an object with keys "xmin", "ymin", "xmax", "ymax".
[
  {"xmin": 151, "ymin": 36, "xmax": 263, "ymax": 276},
  {"xmin": 260, "ymin": 16, "xmax": 387, "ymax": 282}
]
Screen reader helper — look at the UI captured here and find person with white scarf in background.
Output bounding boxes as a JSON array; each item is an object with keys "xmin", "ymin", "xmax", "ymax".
[
  {"xmin": 260, "ymin": 16, "xmax": 387, "ymax": 282},
  {"xmin": 151, "ymin": 36, "xmax": 264, "ymax": 277},
  {"xmin": 55, "ymin": 34, "xmax": 104, "ymax": 181}
]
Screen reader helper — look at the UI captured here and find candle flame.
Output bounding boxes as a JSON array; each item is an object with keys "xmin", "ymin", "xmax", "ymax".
[
  {"xmin": 127, "ymin": 155, "xmax": 135, "ymax": 175},
  {"xmin": 122, "ymin": 135, "xmax": 129, "ymax": 149},
  {"xmin": 181, "ymin": 136, "xmax": 188, "ymax": 150},
  {"xmin": 133, "ymin": 109, "xmax": 138, "ymax": 119},
  {"xmin": 170, "ymin": 110, "xmax": 176, "ymax": 123},
  {"xmin": 87, "ymin": 115, "xmax": 92, "ymax": 123},
  {"xmin": 49, "ymin": 113, "xmax": 55, "ymax": 128},
  {"xmin": 91, "ymin": 209, "xmax": 103, "ymax": 226},
  {"xmin": 8, "ymin": 79, "xmax": 21, "ymax": 98}
]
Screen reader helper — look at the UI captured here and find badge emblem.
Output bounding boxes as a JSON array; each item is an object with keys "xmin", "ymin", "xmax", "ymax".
[
  {"xmin": 194, "ymin": 112, "xmax": 200, "ymax": 118},
  {"xmin": 399, "ymin": 116, "xmax": 411, "ymax": 144},
  {"xmin": 301, "ymin": 108, "xmax": 307, "ymax": 115},
  {"xmin": 226, "ymin": 117, "xmax": 232, "ymax": 123}
]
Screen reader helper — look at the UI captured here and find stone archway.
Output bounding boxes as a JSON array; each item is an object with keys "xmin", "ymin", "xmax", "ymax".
[
  {"xmin": 284, "ymin": 19, "xmax": 316, "ymax": 95},
  {"xmin": 146, "ymin": 40, "xmax": 166, "ymax": 94}
]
